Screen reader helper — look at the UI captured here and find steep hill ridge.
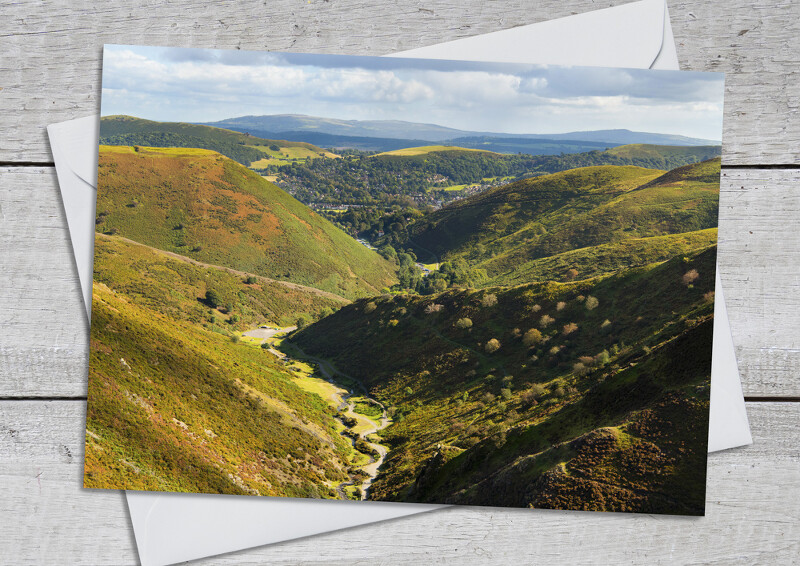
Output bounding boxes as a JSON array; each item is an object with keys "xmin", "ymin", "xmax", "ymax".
[
  {"xmin": 100, "ymin": 116, "xmax": 335, "ymax": 166},
  {"xmin": 407, "ymin": 159, "xmax": 720, "ymax": 284},
  {"xmin": 95, "ymin": 145, "xmax": 397, "ymax": 298},
  {"xmin": 86, "ymin": 281, "xmax": 352, "ymax": 496}
]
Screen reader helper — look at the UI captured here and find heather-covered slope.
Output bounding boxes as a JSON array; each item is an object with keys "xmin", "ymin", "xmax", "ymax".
[
  {"xmin": 85, "ymin": 282, "xmax": 352, "ymax": 496},
  {"xmin": 407, "ymin": 159, "xmax": 720, "ymax": 286},
  {"xmin": 95, "ymin": 145, "xmax": 397, "ymax": 298},
  {"xmin": 289, "ymin": 245, "xmax": 716, "ymax": 513}
]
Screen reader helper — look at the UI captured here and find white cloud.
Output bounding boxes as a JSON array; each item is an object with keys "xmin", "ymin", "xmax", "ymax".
[{"xmin": 100, "ymin": 46, "xmax": 725, "ymax": 140}]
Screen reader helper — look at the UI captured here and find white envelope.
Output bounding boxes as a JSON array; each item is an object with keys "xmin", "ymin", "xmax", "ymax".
[{"xmin": 48, "ymin": 1, "xmax": 751, "ymax": 564}]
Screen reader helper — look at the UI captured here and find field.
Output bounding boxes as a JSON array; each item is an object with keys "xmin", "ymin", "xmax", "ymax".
[{"xmin": 376, "ymin": 145, "xmax": 498, "ymax": 157}]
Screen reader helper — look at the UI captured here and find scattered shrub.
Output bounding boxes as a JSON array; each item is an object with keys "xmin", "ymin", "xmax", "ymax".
[
  {"xmin": 500, "ymin": 388, "xmax": 512, "ymax": 401},
  {"xmin": 205, "ymin": 289, "xmax": 222, "ymax": 308},
  {"xmin": 523, "ymin": 384, "xmax": 546, "ymax": 404},
  {"xmin": 455, "ymin": 317, "xmax": 473, "ymax": 329},
  {"xmin": 556, "ymin": 301, "xmax": 566, "ymax": 311},
  {"xmin": 600, "ymin": 319, "xmax": 612, "ymax": 330},
  {"xmin": 364, "ymin": 301, "xmax": 377, "ymax": 314},
  {"xmin": 481, "ymin": 293, "xmax": 498, "ymax": 307},
  {"xmin": 531, "ymin": 304, "xmax": 542, "ymax": 312},
  {"xmin": 424, "ymin": 303, "xmax": 443, "ymax": 314},
  {"xmin": 539, "ymin": 314, "xmax": 555, "ymax": 328},
  {"xmin": 562, "ymin": 322, "xmax": 578, "ymax": 336},
  {"xmin": 585, "ymin": 296, "xmax": 599, "ymax": 310},
  {"xmin": 683, "ymin": 269, "xmax": 700, "ymax": 286},
  {"xmin": 549, "ymin": 345, "xmax": 561, "ymax": 356},
  {"xmin": 566, "ymin": 268, "xmax": 579, "ymax": 280},
  {"xmin": 485, "ymin": 338, "xmax": 501, "ymax": 353},
  {"xmin": 573, "ymin": 362, "xmax": 589, "ymax": 376},
  {"xmin": 704, "ymin": 290, "xmax": 715, "ymax": 302},
  {"xmin": 244, "ymin": 275, "xmax": 257, "ymax": 284},
  {"xmin": 522, "ymin": 328, "xmax": 543, "ymax": 347},
  {"xmin": 482, "ymin": 392, "xmax": 496, "ymax": 404}
]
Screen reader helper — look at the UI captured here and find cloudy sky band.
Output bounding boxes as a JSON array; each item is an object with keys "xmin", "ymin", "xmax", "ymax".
[{"xmin": 101, "ymin": 44, "xmax": 725, "ymax": 140}]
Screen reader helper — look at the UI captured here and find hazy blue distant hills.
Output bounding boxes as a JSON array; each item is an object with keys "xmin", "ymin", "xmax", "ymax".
[
  {"xmin": 201, "ymin": 114, "xmax": 720, "ymax": 154},
  {"xmin": 203, "ymin": 114, "xmax": 467, "ymax": 142}
]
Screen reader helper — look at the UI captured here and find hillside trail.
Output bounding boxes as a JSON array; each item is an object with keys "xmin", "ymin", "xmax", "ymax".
[
  {"xmin": 287, "ymin": 344, "xmax": 390, "ymax": 500},
  {"xmin": 96, "ymin": 232, "xmax": 350, "ymax": 303}
]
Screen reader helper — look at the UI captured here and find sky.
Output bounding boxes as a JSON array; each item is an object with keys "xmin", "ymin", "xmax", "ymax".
[{"xmin": 101, "ymin": 45, "xmax": 725, "ymax": 141}]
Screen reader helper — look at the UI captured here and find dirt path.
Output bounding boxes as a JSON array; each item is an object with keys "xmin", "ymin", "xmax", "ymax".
[{"xmin": 96, "ymin": 232, "xmax": 350, "ymax": 303}]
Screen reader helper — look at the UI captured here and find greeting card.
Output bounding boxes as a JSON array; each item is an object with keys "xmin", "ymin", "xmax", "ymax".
[{"xmin": 86, "ymin": 45, "xmax": 723, "ymax": 515}]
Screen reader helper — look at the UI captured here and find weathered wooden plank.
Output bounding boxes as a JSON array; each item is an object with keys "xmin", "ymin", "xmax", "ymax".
[
  {"xmin": 0, "ymin": 400, "xmax": 797, "ymax": 564},
  {"xmin": 2, "ymin": 166, "xmax": 797, "ymax": 397},
  {"xmin": 0, "ymin": 167, "xmax": 89, "ymax": 397},
  {"xmin": 0, "ymin": 0, "xmax": 798, "ymax": 165}
]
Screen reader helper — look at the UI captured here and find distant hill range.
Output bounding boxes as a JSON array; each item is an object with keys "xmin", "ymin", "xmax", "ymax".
[{"xmin": 201, "ymin": 114, "xmax": 720, "ymax": 154}]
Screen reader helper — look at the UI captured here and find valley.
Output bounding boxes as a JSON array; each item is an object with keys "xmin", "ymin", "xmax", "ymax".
[{"xmin": 86, "ymin": 115, "xmax": 720, "ymax": 514}]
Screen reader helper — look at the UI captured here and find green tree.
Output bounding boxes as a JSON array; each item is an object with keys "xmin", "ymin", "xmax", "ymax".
[
  {"xmin": 522, "ymin": 328, "xmax": 543, "ymax": 346},
  {"xmin": 205, "ymin": 289, "xmax": 222, "ymax": 308}
]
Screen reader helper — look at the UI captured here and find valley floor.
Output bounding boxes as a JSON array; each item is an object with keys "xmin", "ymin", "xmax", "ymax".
[{"xmin": 243, "ymin": 325, "xmax": 391, "ymax": 500}]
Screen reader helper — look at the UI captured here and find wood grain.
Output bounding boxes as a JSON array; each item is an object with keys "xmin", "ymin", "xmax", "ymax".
[
  {"xmin": 0, "ymin": 0, "xmax": 798, "ymax": 165},
  {"xmin": 2, "ymin": 166, "xmax": 797, "ymax": 397},
  {"xmin": 0, "ymin": 400, "xmax": 797, "ymax": 565}
]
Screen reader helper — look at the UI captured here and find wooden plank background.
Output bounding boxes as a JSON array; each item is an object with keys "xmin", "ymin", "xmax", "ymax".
[{"xmin": 1, "ymin": 0, "xmax": 798, "ymax": 563}]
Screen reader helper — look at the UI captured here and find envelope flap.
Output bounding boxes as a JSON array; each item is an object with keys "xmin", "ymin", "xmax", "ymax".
[
  {"xmin": 49, "ymin": 115, "xmax": 100, "ymax": 185},
  {"xmin": 392, "ymin": 0, "xmax": 667, "ymax": 69}
]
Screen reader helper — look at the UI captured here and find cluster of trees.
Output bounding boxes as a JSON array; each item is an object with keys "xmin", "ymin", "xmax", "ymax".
[
  {"xmin": 322, "ymin": 206, "xmax": 425, "ymax": 244},
  {"xmin": 262, "ymin": 150, "xmax": 540, "ymax": 203},
  {"xmin": 257, "ymin": 145, "xmax": 719, "ymax": 207},
  {"xmin": 376, "ymin": 247, "xmax": 489, "ymax": 295}
]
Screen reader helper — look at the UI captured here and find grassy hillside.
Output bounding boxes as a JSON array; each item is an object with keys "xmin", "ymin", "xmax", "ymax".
[
  {"xmin": 95, "ymin": 145, "xmax": 397, "ymax": 298},
  {"xmin": 86, "ymin": 281, "xmax": 352, "ymax": 496},
  {"xmin": 289, "ymin": 245, "xmax": 716, "ymax": 513},
  {"xmin": 483, "ymin": 228, "xmax": 718, "ymax": 286},
  {"xmin": 604, "ymin": 143, "xmax": 721, "ymax": 164},
  {"xmin": 93, "ymin": 234, "xmax": 346, "ymax": 329},
  {"xmin": 100, "ymin": 116, "xmax": 335, "ymax": 167},
  {"xmin": 408, "ymin": 165, "xmax": 665, "ymax": 261},
  {"xmin": 407, "ymin": 159, "xmax": 720, "ymax": 285},
  {"xmin": 375, "ymin": 145, "xmax": 499, "ymax": 157}
]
